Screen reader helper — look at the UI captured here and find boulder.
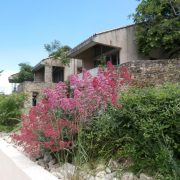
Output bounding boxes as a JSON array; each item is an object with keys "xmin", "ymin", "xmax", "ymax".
[
  {"xmin": 104, "ymin": 172, "xmax": 116, "ymax": 180},
  {"xmin": 48, "ymin": 159, "xmax": 56, "ymax": 169},
  {"xmin": 61, "ymin": 162, "xmax": 76, "ymax": 175},
  {"xmin": 37, "ymin": 159, "xmax": 46, "ymax": 168},
  {"xmin": 51, "ymin": 171, "xmax": 63, "ymax": 179},
  {"xmin": 96, "ymin": 163, "xmax": 106, "ymax": 172},
  {"xmin": 105, "ymin": 167, "xmax": 111, "ymax": 174},
  {"xmin": 139, "ymin": 173, "xmax": 153, "ymax": 180},
  {"xmin": 121, "ymin": 172, "xmax": 135, "ymax": 180},
  {"xmin": 108, "ymin": 159, "xmax": 119, "ymax": 170},
  {"xmin": 96, "ymin": 170, "xmax": 106, "ymax": 178},
  {"xmin": 83, "ymin": 174, "xmax": 95, "ymax": 180},
  {"xmin": 43, "ymin": 154, "xmax": 53, "ymax": 163}
]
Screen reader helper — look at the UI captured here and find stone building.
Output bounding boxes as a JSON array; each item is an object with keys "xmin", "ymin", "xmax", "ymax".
[
  {"xmin": 9, "ymin": 58, "xmax": 82, "ymax": 109},
  {"xmin": 9, "ymin": 24, "xmax": 178, "ymax": 108}
]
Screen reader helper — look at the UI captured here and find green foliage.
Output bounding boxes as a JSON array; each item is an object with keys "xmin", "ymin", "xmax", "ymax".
[
  {"xmin": 0, "ymin": 125, "xmax": 13, "ymax": 132},
  {"xmin": 77, "ymin": 106, "xmax": 121, "ymax": 162},
  {"xmin": 79, "ymin": 83, "xmax": 180, "ymax": 178},
  {"xmin": 12, "ymin": 63, "xmax": 34, "ymax": 83},
  {"xmin": 118, "ymin": 84, "xmax": 180, "ymax": 177},
  {"xmin": 44, "ymin": 40, "xmax": 72, "ymax": 66},
  {"xmin": 132, "ymin": 0, "xmax": 180, "ymax": 57},
  {"xmin": 0, "ymin": 93, "xmax": 26, "ymax": 131}
]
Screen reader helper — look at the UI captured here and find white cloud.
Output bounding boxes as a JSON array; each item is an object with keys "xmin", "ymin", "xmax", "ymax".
[{"xmin": 0, "ymin": 70, "xmax": 18, "ymax": 94}]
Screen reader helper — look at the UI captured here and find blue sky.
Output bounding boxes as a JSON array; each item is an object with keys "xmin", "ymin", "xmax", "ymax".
[{"xmin": 0, "ymin": 0, "xmax": 139, "ymax": 93}]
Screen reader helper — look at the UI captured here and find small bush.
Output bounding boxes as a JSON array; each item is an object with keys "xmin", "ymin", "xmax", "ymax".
[
  {"xmin": 0, "ymin": 93, "xmax": 26, "ymax": 130},
  {"xmin": 80, "ymin": 83, "xmax": 180, "ymax": 178}
]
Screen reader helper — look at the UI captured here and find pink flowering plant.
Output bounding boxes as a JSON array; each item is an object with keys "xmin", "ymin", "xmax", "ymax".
[{"xmin": 13, "ymin": 62, "xmax": 131, "ymax": 161}]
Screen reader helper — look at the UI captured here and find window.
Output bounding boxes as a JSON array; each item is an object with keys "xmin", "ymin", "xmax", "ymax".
[
  {"xmin": 94, "ymin": 45, "xmax": 120, "ymax": 66},
  {"xmin": 106, "ymin": 52, "xmax": 120, "ymax": 65},
  {"xmin": 32, "ymin": 92, "xmax": 38, "ymax": 106},
  {"xmin": 52, "ymin": 66, "xmax": 64, "ymax": 83}
]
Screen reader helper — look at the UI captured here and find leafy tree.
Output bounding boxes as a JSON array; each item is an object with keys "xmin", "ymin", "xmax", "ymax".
[
  {"xmin": 12, "ymin": 63, "xmax": 34, "ymax": 83},
  {"xmin": 132, "ymin": 0, "xmax": 180, "ymax": 57},
  {"xmin": 44, "ymin": 40, "xmax": 72, "ymax": 66}
]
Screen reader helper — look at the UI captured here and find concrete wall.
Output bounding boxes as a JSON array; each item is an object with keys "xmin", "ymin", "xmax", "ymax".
[
  {"xmin": 40, "ymin": 58, "xmax": 80, "ymax": 82},
  {"xmin": 44, "ymin": 66, "xmax": 52, "ymax": 83},
  {"xmin": 34, "ymin": 68, "xmax": 45, "ymax": 82},
  {"xmin": 93, "ymin": 25, "xmax": 169, "ymax": 65},
  {"xmin": 0, "ymin": 139, "xmax": 58, "ymax": 180},
  {"xmin": 94, "ymin": 27, "xmax": 127, "ymax": 63},
  {"xmin": 126, "ymin": 26, "xmax": 146, "ymax": 62},
  {"xmin": 122, "ymin": 58, "xmax": 180, "ymax": 85},
  {"xmin": 75, "ymin": 48, "xmax": 94, "ymax": 70},
  {"xmin": 64, "ymin": 58, "xmax": 82, "ymax": 80},
  {"xmin": 78, "ymin": 67, "xmax": 98, "ymax": 79}
]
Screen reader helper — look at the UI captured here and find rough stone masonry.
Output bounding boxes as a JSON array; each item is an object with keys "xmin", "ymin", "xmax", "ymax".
[{"xmin": 122, "ymin": 58, "xmax": 180, "ymax": 85}]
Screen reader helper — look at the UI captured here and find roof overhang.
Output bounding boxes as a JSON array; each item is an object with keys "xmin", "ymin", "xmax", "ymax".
[
  {"xmin": 68, "ymin": 35, "xmax": 97, "ymax": 58},
  {"xmin": 68, "ymin": 24, "xmax": 135, "ymax": 58},
  {"xmin": 32, "ymin": 58, "xmax": 49, "ymax": 72},
  {"xmin": 32, "ymin": 63, "xmax": 44, "ymax": 72}
]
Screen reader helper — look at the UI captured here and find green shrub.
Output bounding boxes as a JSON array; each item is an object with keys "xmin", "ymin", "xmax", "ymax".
[
  {"xmin": 0, "ymin": 93, "xmax": 26, "ymax": 130},
  {"xmin": 79, "ymin": 83, "xmax": 180, "ymax": 178}
]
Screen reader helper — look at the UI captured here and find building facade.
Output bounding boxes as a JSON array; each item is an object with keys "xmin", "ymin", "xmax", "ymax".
[
  {"xmin": 68, "ymin": 24, "xmax": 169, "ymax": 70},
  {"xmin": 9, "ymin": 58, "xmax": 82, "ymax": 109}
]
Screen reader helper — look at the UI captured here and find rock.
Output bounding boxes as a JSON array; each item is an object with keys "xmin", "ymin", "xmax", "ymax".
[
  {"xmin": 61, "ymin": 162, "xmax": 76, "ymax": 175},
  {"xmin": 121, "ymin": 172, "xmax": 134, "ymax": 180},
  {"xmin": 3, "ymin": 136, "xmax": 12, "ymax": 143},
  {"xmin": 105, "ymin": 167, "xmax": 111, "ymax": 174},
  {"xmin": 96, "ymin": 163, "xmax": 106, "ymax": 172},
  {"xmin": 30, "ymin": 156, "xmax": 36, "ymax": 162},
  {"xmin": 88, "ymin": 176, "xmax": 95, "ymax": 180},
  {"xmin": 50, "ymin": 167, "xmax": 61, "ymax": 173},
  {"xmin": 48, "ymin": 159, "xmax": 56, "ymax": 168},
  {"xmin": 51, "ymin": 167, "xmax": 68, "ymax": 179},
  {"xmin": 133, "ymin": 175, "xmax": 139, "ymax": 180},
  {"xmin": 83, "ymin": 174, "xmax": 95, "ymax": 180},
  {"xmin": 108, "ymin": 159, "xmax": 119, "ymax": 170},
  {"xmin": 37, "ymin": 159, "xmax": 46, "ymax": 168},
  {"xmin": 95, "ymin": 177, "xmax": 103, "ymax": 180},
  {"xmin": 96, "ymin": 170, "xmax": 106, "ymax": 178},
  {"xmin": 49, "ymin": 163, "xmax": 59, "ymax": 172},
  {"xmin": 104, "ymin": 172, "xmax": 116, "ymax": 180},
  {"xmin": 15, "ymin": 145, "xmax": 24, "ymax": 152},
  {"xmin": 43, "ymin": 154, "xmax": 53, "ymax": 163},
  {"xmin": 79, "ymin": 171, "xmax": 92, "ymax": 180},
  {"xmin": 140, "ymin": 173, "xmax": 153, "ymax": 180},
  {"xmin": 51, "ymin": 172, "xmax": 63, "ymax": 179},
  {"xmin": 52, "ymin": 163, "xmax": 76, "ymax": 179}
]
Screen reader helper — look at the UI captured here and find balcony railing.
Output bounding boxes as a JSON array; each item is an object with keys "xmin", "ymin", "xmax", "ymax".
[{"xmin": 77, "ymin": 67, "xmax": 98, "ymax": 79}]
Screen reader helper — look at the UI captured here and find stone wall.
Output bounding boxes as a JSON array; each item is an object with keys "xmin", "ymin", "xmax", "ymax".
[
  {"xmin": 121, "ymin": 58, "xmax": 180, "ymax": 85},
  {"xmin": 17, "ymin": 81, "xmax": 56, "ymax": 109}
]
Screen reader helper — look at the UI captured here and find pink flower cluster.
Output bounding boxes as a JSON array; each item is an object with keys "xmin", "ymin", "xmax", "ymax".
[{"xmin": 13, "ymin": 62, "xmax": 131, "ymax": 156}]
